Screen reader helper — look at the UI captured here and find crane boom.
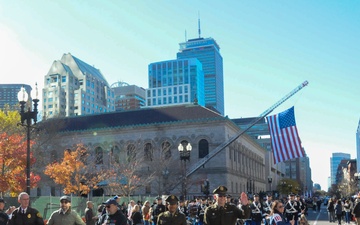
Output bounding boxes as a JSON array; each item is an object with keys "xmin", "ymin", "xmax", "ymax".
[{"xmin": 185, "ymin": 80, "xmax": 309, "ymax": 177}]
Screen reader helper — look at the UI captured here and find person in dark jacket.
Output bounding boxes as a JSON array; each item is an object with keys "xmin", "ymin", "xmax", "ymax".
[
  {"xmin": 327, "ymin": 198, "xmax": 335, "ymax": 222},
  {"xmin": 97, "ymin": 198, "xmax": 127, "ymax": 225},
  {"xmin": 8, "ymin": 192, "xmax": 44, "ymax": 225},
  {"xmin": 335, "ymin": 199, "xmax": 343, "ymax": 225},
  {"xmin": 131, "ymin": 205, "xmax": 143, "ymax": 225}
]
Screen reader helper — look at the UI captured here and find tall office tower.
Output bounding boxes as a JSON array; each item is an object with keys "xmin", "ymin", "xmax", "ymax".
[
  {"xmin": 0, "ymin": 84, "xmax": 32, "ymax": 110},
  {"xmin": 146, "ymin": 58, "xmax": 205, "ymax": 107},
  {"xmin": 330, "ymin": 152, "xmax": 350, "ymax": 185},
  {"xmin": 42, "ymin": 53, "xmax": 115, "ymax": 119},
  {"xmin": 177, "ymin": 36, "xmax": 224, "ymax": 115},
  {"xmin": 357, "ymin": 119, "xmax": 360, "ymax": 173},
  {"xmin": 111, "ymin": 81, "xmax": 146, "ymax": 111}
]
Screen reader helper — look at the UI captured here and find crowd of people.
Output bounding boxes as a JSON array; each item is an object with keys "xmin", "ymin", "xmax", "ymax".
[
  {"xmin": 3, "ymin": 189, "xmax": 360, "ymax": 225},
  {"xmin": 326, "ymin": 195, "xmax": 360, "ymax": 225}
]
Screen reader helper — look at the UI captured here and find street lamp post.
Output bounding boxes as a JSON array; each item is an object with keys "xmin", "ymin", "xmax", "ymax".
[
  {"xmin": 17, "ymin": 84, "xmax": 39, "ymax": 195},
  {"xmin": 178, "ymin": 142, "xmax": 192, "ymax": 200}
]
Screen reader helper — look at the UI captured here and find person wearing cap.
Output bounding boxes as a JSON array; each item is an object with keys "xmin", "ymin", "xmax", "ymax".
[
  {"xmin": 204, "ymin": 185, "xmax": 250, "ymax": 225},
  {"xmin": 284, "ymin": 193, "xmax": 300, "ymax": 225},
  {"xmin": 156, "ymin": 195, "xmax": 186, "ymax": 225},
  {"xmin": 152, "ymin": 197, "xmax": 165, "ymax": 225},
  {"xmin": 8, "ymin": 192, "xmax": 44, "ymax": 225},
  {"xmin": 295, "ymin": 195, "xmax": 306, "ymax": 215},
  {"xmin": 248, "ymin": 194, "xmax": 263, "ymax": 225},
  {"xmin": 263, "ymin": 194, "xmax": 273, "ymax": 225},
  {"xmin": 97, "ymin": 198, "xmax": 127, "ymax": 225},
  {"xmin": 46, "ymin": 195, "xmax": 85, "ymax": 225}
]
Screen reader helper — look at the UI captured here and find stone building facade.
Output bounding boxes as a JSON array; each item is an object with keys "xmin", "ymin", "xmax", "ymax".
[{"xmin": 41, "ymin": 104, "xmax": 266, "ymax": 197}]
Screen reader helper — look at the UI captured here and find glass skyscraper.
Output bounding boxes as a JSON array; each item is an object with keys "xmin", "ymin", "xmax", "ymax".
[
  {"xmin": 146, "ymin": 58, "xmax": 205, "ymax": 107},
  {"xmin": 177, "ymin": 37, "xmax": 224, "ymax": 115},
  {"xmin": 330, "ymin": 152, "xmax": 351, "ymax": 185}
]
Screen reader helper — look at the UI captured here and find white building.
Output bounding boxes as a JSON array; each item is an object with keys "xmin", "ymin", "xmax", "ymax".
[{"xmin": 42, "ymin": 53, "xmax": 115, "ymax": 119}]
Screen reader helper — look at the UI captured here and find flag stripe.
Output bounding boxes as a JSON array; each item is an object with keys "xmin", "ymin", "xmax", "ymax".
[{"xmin": 266, "ymin": 107, "xmax": 304, "ymax": 164}]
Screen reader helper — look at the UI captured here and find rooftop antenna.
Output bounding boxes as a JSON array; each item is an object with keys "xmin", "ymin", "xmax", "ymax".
[
  {"xmin": 185, "ymin": 29, "xmax": 187, "ymax": 41},
  {"xmin": 198, "ymin": 11, "xmax": 201, "ymax": 38}
]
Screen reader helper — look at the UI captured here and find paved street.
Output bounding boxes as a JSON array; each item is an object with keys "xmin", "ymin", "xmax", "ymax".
[{"xmin": 306, "ymin": 204, "xmax": 356, "ymax": 225}]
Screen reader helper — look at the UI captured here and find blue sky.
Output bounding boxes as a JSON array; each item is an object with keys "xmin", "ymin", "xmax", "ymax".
[{"xmin": 1, "ymin": 0, "xmax": 359, "ymax": 190}]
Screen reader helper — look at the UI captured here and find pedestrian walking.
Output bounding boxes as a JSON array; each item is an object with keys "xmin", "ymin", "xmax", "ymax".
[
  {"xmin": 335, "ymin": 199, "xmax": 343, "ymax": 225},
  {"xmin": 46, "ymin": 195, "xmax": 85, "ymax": 225},
  {"xmin": 8, "ymin": 192, "xmax": 44, "ymax": 225},
  {"xmin": 327, "ymin": 198, "xmax": 335, "ymax": 222}
]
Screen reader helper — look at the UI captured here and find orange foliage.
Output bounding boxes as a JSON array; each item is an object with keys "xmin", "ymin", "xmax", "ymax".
[
  {"xmin": 0, "ymin": 132, "xmax": 41, "ymax": 195},
  {"xmin": 44, "ymin": 143, "xmax": 104, "ymax": 195}
]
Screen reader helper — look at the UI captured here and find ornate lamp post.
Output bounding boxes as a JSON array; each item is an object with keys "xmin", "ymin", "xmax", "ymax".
[
  {"xmin": 17, "ymin": 84, "xmax": 39, "ymax": 195},
  {"xmin": 178, "ymin": 142, "xmax": 192, "ymax": 200}
]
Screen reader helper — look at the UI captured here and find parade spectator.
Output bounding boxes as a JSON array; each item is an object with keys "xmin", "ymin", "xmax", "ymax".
[
  {"xmin": 47, "ymin": 195, "xmax": 84, "ymax": 225},
  {"xmin": 8, "ymin": 192, "xmax": 44, "ymax": 225},
  {"xmin": 0, "ymin": 198, "xmax": 15, "ymax": 225},
  {"xmin": 327, "ymin": 198, "xmax": 335, "ymax": 222},
  {"xmin": 97, "ymin": 198, "xmax": 127, "ymax": 225},
  {"xmin": 85, "ymin": 201, "xmax": 97, "ymax": 225},
  {"xmin": 344, "ymin": 199, "xmax": 352, "ymax": 224},
  {"xmin": 269, "ymin": 200, "xmax": 294, "ymax": 225},
  {"xmin": 335, "ymin": 199, "xmax": 343, "ymax": 225},
  {"xmin": 142, "ymin": 201, "xmax": 151, "ymax": 225},
  {"xmin": 131, "ymin": 205, "xmax": 142, "ymax": 225}
]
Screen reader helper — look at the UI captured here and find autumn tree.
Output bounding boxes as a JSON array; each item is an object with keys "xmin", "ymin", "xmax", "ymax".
[
  {"xmin": 0, "ymin": 106, "xmax": 23, "ymax": 135},
  {"xmin": 0, "ymin": 132, "xmax": 41, "ymax": 196},
  {"xmin": 44, "ymin": 143, "xmax": 106, "ymax": 195}
]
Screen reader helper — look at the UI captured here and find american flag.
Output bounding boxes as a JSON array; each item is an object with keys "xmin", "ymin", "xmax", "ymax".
[{"xmin": 266, "ymin": 107, "xmax": 304, "ymax": 164}]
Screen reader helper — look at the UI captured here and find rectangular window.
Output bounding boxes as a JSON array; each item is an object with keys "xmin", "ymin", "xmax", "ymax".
[{"xmin": 61, "ymin": 76, "xmax": 66, "ymax": 83}]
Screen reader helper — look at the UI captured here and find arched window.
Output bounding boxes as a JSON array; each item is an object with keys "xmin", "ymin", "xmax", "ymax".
[
  {"xmin": 198, "ymin": 139, "xmax": 209, "ymax": 158},
  {"xmin": 111, "ymin": 146, "xmax": 120, "ymax": 164},
  {"xmin": 144, "ymin": 143, "xmax": 153, "ymax": 161},
  {"xmin": 95, "ymin": 147, "xmax": 103, "ymax": 164},
  {"xmin": 161, "ymin": 141, "xmax": 171, "ymax": 159},
  {"xmin": 127, "ymin": 144, "xmax": 136, "ymax": 162}
]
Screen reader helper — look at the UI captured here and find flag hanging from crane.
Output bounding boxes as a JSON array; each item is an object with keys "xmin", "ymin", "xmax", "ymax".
[{"xmin": 266, "ymin": 106, "xmax": 304, "ymax": 164}]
